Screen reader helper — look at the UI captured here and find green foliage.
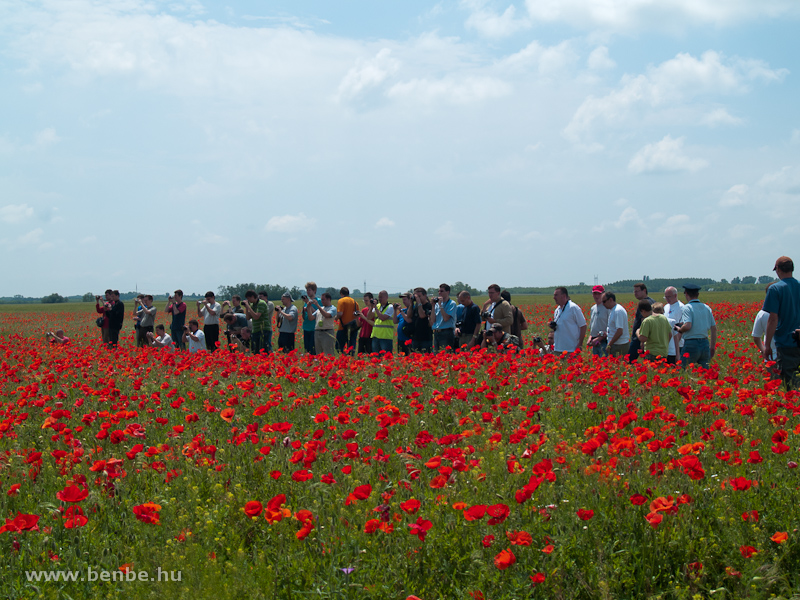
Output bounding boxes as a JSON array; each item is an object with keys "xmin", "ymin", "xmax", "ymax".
[{"xmin": 40, "ymin": 293, "xmax": 67, "ymax": 304}]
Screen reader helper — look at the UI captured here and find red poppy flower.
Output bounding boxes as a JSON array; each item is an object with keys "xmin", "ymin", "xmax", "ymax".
[
  {"xmin": 400, "ymin": 499, "xmax": 421, "ymax": 514},
  {"xmin": 530, "ymin": 572, "xmax": 546, "ymax": 585},
  {"xmin": 132, "ymin": 502, "xmax": 161, "ymax": 525},
  {"xmin": 0, "ymin": 512, "xmax": 40, "ymax": 533},
  {"xmin": 739, "ymin": 545, "xmax": 758, "ymax": 558},
  {"xmin": 291, "ymin": 470, "xmax": 313, "ymax": 482},
  {"xmin": 56, "ymin": 485, "xmax": 88, "ymax": 503},
  {"xmin": 408, "ymin": 517, "xmax": 432, "ymax": 542},
  {"xmin": 506, "ymin": 530, "xmax": 532, "ymax": 546},
  {"xmin": 481, "ymin": 535, "xmax": 495, "ymax": 547},
  {"xmin": 63, "ymin": 506, "xmax": 88, "ymax": 528},
  {"xmin": 771, "ymin": 532, "xmax": 788, "ymax": 544},
  {"xmin": 576, "ymin": 509, "xmax": 594, "ymax": 521},
  {"xmin": 629, "ymin": 494, "xmax": 648, "ymax": 505},
  {"xmin": 464, "ymin": 505, "xmax": 487, "ymax": 521},
  {"xmin": 487, "ymin": 504, "xmax": 510, "ymax": 525},
  {"xmin": 244, "ymin": 501, "xmax": 263, "ymax": 518},
  {"xmin": 493, "ymin": 548, "xmax": 516, "ymax": 570}
]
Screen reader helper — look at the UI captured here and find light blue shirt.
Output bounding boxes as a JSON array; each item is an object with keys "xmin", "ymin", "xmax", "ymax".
[
  {"xmin": 432, "ymin": 298, "xmax": 457, "ymax": 330},
  {"xmin": 681, "ymin": 300, "xmax": 716, "ymax": 340}
]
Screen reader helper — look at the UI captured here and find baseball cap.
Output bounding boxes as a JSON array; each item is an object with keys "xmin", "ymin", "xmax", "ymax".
[{"xmin": 592, "ymin": 285, "xmax": 605, "ymax": 293}]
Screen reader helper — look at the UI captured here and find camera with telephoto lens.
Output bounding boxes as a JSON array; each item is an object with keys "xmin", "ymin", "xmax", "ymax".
[
  {"xmin": 548, "ymin": 320, "xmax": 558, "ymax": 331},
  {"xmin": 481, "ymin": 311, "xmax": 491, "ymax": 321}
]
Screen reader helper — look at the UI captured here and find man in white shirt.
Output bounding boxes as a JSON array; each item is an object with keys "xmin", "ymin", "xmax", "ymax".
[
  {"xmin": 197, "ymin": 292, "xmax": 221, "ymax": 352},
  {"xmin": 601, "ymin": 292, "xmax": 631, "ymax": 358},
  {"xmin": 752, "ymin": 283, "xmax": 777, "ymax": 362},
  {"xmin": 663, "ymin": 286, "xmax": 685, "ymax": 365},
  {"xmin": 147, "ymin": 325, "xmax": 175, "ymax": 350},
  {"xmin": 552, "ymin": 287, "xmax": 586, "ymax": 353},
  {"xmin": 183, "ymin": 319, "xmax": 206, "ymax": 353},
  {"xmin": 587, "ymin": 285, "xmax": 610, "ymax": 357}
]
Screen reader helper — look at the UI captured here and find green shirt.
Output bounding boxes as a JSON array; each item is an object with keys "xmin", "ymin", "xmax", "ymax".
[
  {"xmin": 250, "ymin": 299, "xmax": 271, "ymax": 333},
  {"xmin": 639, "ymin": 314, "xmax": 672, "ymax": 357}
]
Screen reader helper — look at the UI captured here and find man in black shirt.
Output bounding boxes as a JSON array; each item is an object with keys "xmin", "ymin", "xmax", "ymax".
[
  {"xmin": 108, "ymin": 290, "xmax": 125, "ymax": 348},
  {"xmin": 410, "ymin": 287, "xmax": 433, "ymax": 353},
  {"xmin": 628, "ymin": 282, "xmax": 654, "ymax": 361},
  {"xmin": 456, "ymin": 291, "xmax": 482, "ymax": 349}
]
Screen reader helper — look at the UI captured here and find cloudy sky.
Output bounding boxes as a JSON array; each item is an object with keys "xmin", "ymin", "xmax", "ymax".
[{"xmin": 1, "ymin": 0, "xmax": 798, "ymax": 296}]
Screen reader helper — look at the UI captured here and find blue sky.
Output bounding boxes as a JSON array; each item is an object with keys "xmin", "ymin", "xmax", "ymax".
[{"xmin": 1, "ymin": 0, "xmax": 799, "ymax": 296}]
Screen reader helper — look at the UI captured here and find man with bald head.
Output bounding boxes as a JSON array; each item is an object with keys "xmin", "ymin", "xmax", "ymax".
[{"xmin": 663, "ymin": 286, "xmax": 684, "ymax": 365}]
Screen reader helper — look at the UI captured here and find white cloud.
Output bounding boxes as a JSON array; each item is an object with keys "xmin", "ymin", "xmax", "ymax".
[
  {"xmin": 497, "ymin": 40, "xmax": 578, "ymax": 76},
  {"xmin": 720, "ymin": 183, "xmax": 749, "ymax": 207},
  {"xmin": 654, "ymin": 213, "xmax": 701, "ymax": 236},
  {"xmin": 34, "ymin": 127, "xmax": 60, "ymax": 147},
  {"xmin": 17, "ymin": 228, "xmax": 43, "ymax": 245},
  {"xmin": 791, "ymin": 129, "xmax": 800, "ymax": 144},
  {"xmin": 728, "ymin": 224, "xmax": 756, "ymax": 239},
  {"xmin": 375, "ymin": 217, "xmax": 395, "ymax": 228},
  {"xmin": 433, "ymin": 221, "xmax": 463, "ymax": 240},
  {"xmin": 565, "ymin": 51, "xmax": 787, "ymax": 144},
  {"xmin": 0, "ymin": 204, "xmax": 34, "ymax": 224},
  {"xmin": 463, "ymin": 1, "xmax": 530, "ymax": 38},
  {"xmin": 387, "ymin": 76, "xmax": 512, "ymax": 105},
  {"xmin": 336, "ymin": 48, "xmax": 400, "ymax": 104},
  {"xmin": 700, "ymin": 108, "xmax": 742, "ymax": 127},
  {"xmin": 80, "ymin": 235, "xmax": 97, "ymax": 244},
  {"xmin": 265, "ymin": 213, "xmax": 316, "ymax": 233},
  {"xmin": 628, "ymin": 135, "xmax": 708, "ymax": 174},
  {"xmin": 592, "ymin": 206, "xmax": 644, "ymax": 232},
  {"xmin": 587, "ymin": 46, "xmax": 615, "ymax": 70},
  {"xmin": 522, "ymin": 0, "xmax": 800, "ymax": 33}
]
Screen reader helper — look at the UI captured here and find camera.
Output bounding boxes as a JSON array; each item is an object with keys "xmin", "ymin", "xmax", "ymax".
[
  {"xmin": 301, "ymin": 295, "xmax": 308, "ymax": 301},
  {"xmin": 183, "ymin": 325, "xmax": 189, "ymax": 331},
  {"xmin": 548, "ymin": 320, "xmax": 558, "ymax": 331},
  {"xmin": 481, "ymin": 311, "xmax": 491, "ymax": 321},
  {"xmin": 433, "ymin": 298, "xmax": 440, "ymax": 304},
  {"xmin": 95, "ymin": 295, "xmax": 101, "ymax": 301},
  {"xmin": 534, "ymin": 336, "xmax": 542, "ymax": 344}
]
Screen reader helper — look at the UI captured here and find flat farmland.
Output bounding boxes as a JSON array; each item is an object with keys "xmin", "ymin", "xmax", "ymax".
[{"xmin": 1, "ymin": 292, "xmax": 797, "ymax": 600}]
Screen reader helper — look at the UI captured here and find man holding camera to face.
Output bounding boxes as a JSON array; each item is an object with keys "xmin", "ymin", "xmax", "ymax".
[
  {"xmin": 182, "ymin": 319, "xmax": 206, "ymax": 353},
  {"xmin": 370, "ymin": 290, "xmax": 395, "ymax": 354},
  {"xmin": 430, "ymin": 283, "xmax": 457, "ymax": 352},
  {"xmin": 409, "ymin": 288, "xmax": 433, "ymax": 353},
  {"xmin": 551, "ymin": 287, "xmax": 586, "ymax": 354},
  {"xmin": 135, "ymin": 295, "xmax": 156, "ymax": 348},
  {"xmin": 197, "ymin": 292, "xmax": 221, "ymax": 352},
  {"xmin": 165, "ymin": 290, "xmax": 187, "ymax": 350},
  {"xmin": 243, "ymin": 290, "xmax": 270, "ymax": 354}
]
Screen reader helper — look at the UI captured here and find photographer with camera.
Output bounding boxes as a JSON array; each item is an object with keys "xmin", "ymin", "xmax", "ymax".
[
  {"xmin": 220, "ymin": 295, "xmax": 245, "ymax": 318},
  {"xmin": 336, "ymin": 287, "xmax": 359, "ymax": 356},
  {"xmin": 301, "ymin": 282, "xmax": 321, "ymax": 355},
  {"xmin": 532, "ymin": 332, "xmax": 555, "ymax": 356},
  {"xmin": 481, "ymin": 323, "xmax": 522, "ymax": 352},
  {"xmin": 147, "ymin": 324, "xmax": 175, "ymax": 350},
  {"xmin": 165, "ymin": 290, "xmax": 187, "ymax": 350},
  {"xmin": 95, "ymin": 290, "xmax": 113, "ymax": 345},
  {"xmin": 276, "ymin": 292, "xmax": 298, "ymax": 353},
  {"xmin": 182, "ymin": 319, "xmax": 206, "ymax": 353},
  {"xmin": 197, "ymin": 292, "xmax": 221, "ymax": 352},
  {"xmin": 108, "ymin": 290, "xmax": 125, "ymax": 347},
  {"xmin": 393, "ymin": 293, "xmax": 413, "ymax": 356},
  {"xmin": 356, "ymin": 292, "xmax": 375, "ymax": 354},
  {"xmin": 242, "ymin": 290, "xmax": 270, "ymax": 354},
  {"xmin": 455, "ymin": 291, "xmax": 481, "ymax": 350},
  {"xmin": 45, "ymin": 329, "xmax": 70, "ymax": 345},
  {"xmin": 481, "ymin": 284, "xmax": 513, "ymax": 333},
  {"xmin": 223, "ymin": 312, "xmax": 249, "ymax": 349},
  {"xmin": 370, "ymin": 290, "xmax": 395, "ymax": 354},
  {"xmin": 430, "ymin": 283, "xmax": 457, "ymax": 352},
  {"xmin": 551, "ymin": 287, "xmax": 586, "ymax": 354},
  {"xmin": 311, "ymin": 292, "xmax": 338, "ymax": 356},
  {"xmin": 135, "ymin": 295, "xmax": 156, "ymax": 348},
  {"xmin": 408, "ymin": 288, "xmax": 433, "ymax": 353}
]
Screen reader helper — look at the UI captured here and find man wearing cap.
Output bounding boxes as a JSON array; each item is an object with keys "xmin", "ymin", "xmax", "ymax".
[
  {"xmin": 552, "ymin": 287, "xmax": 586, "ymax": 353},
  {"xmin": 481, "ymin": 322, "xmax": 521, "ymax": 351},
  {"xmin": 663, "ymin": 286, "xmax": 684, "ymax": 365},
  {"xmin": 587, "ymin": 285, "xmax": 610, "ymax": 356},
  {"xmin": 762, "ymin": 256, "xmax": 800, "ymax": 389},
  {"xmin": 676, "ymin": 284, "xmax": 716, "ymax": 369},
  {"xmin": 276, "ymin": 292, "xmax": 298, "ymax": 353}
]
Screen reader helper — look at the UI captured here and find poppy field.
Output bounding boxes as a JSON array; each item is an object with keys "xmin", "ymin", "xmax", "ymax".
[{"xmin": 2, "ymin": 296, "xmax": 799, "ymax": 600}]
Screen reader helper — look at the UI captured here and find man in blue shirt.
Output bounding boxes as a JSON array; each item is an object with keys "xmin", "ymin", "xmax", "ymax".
[
  {"xmin": 676, "ymin": 284, "xmax": 716, "ymax": 369},
  {"xmin": 763, "ymin": 256, "xmax": 800, "ymax": 389},
  {"xmin": 430, "ymin": 283, "xmax": 457, "ymax": 352}
]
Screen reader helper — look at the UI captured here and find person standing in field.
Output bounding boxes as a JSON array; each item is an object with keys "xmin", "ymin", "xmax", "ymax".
[
  {"xmin": 587, "ymin": 285, "xmax": 610, "ymax": 356},
  {"xmin": 165, "ymin": 290, "xmax": 187, "ymax": 350},
  {"xmin": 197, "ymin": 291, "xmax": 221, "ymax": 352},
  {"xmin": 302, "ymin": 282, "xmax": 320, "ymax": 355},
  {"xmin": 409, "ymin": 287, "xmax": 433, "ymax": 353},
  {"xmin": 135, "ymin": 295, "xmax": 156, "ymax": 348},
  {"xmin": 663, "ymin": 286, "xmax": 684, "ymax": 365},
  {"xmin": 430, "ymin": 284, "xmax": 457, "ymax": 352},
  {"xmin": 336, "ymin": 287, "xmax": 359, "ymax": 355},
  {"xmin": 243, "ymin": 290, "xmax": 270, "ymax": 355},
  {"xmin": 636, "ymin": 302, "xmax": 672, "ymax": 361},
  {"xmin": 751, "ymin": 283, "xmax": 778, "ymax": 362},
  {"xmin": 501, "ymin": 290, "xmax": 528, "ymax": 348},
  {"xmin": 628, "ymin": 283, "xmax": 654, "ymax": 361},
  {"xmin": 455, "ymin": 291, "xmax": 481, "ymax": 350},
  {"xmin": 108, "ymin": 290, "xmax": 125, "ymax": 347},
  {"xmin": 552, "ymin": 287, "xmax": 586, "ymax": 354},
  {"xmin": 96, "ymin": 289, "xmax": 113, "ymax": 346},
  {"xmin": 276, "ymin": 292, "xmax": 298, "ymax": 353},
  {"xmin": 370, "ymin": 290, "xmax": 395, "ymax": 354},
  {"xmin": 601, "ymin": 292, "xmax": 630, "ymax": 358},
  {"xmin": 482, "ymin": 284, "xmax": 513, "ymax": 334},
  {"xmin": 394, "ymin": 293, "xmax": 413, "ymax": 355},
  {"xmin": 311, "ymin": 292, "xmax": 337, "ymax": 356},
  {"xmin": 356, "ymin": 292, "xmax": 375, "ymax": 354},
  {"xmin": 762, "ymin": 256, "xmax": 800, "ymax": 389},
  {"xmin": 676, "ymin": 284, "xmax": 716, "ymax": 369},
  {"xmin": 258, "ymin": 291, "xmax": 276, "ymax": 353}
]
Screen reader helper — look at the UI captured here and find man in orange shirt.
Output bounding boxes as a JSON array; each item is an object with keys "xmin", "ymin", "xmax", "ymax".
[{"xmin": 336, "ymin": 287, "xmax": 360, "ymax": 355}]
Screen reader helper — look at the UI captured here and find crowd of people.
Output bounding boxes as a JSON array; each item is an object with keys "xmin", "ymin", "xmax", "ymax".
[{"xmin": 85, "ymin": 255, "xmax": 800, "ymax": 388}]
